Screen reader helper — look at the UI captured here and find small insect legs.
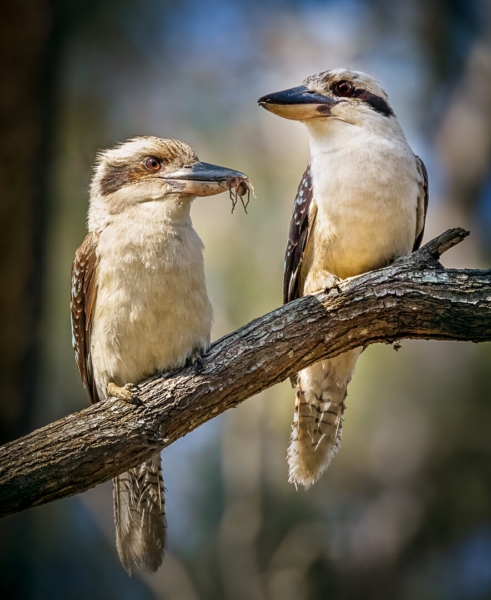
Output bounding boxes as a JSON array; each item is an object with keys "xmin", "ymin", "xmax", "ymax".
[{"xmin": 225, "ymin": 177, "xmax": 255, "ymax": 214}]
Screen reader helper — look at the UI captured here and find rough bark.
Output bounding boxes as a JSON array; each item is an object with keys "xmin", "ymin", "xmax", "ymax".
[{"xmin": 0, "ymin": 228, "xmax": 490, "ymax": 519}]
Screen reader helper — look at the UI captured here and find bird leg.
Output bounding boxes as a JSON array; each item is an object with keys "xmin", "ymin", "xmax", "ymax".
[{"xmin": 107, "ymin": 382, "xmax": 143, "ymax": 406}]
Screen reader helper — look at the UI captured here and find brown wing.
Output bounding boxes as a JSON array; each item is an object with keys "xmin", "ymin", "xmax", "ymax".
[
  {"xmin": 413, "ymin": 156, "xmax": 429, "ymax": 251},
  {"xmin": 284, "ymin": 164, "xmax": 315, "ymax": 304},
  {"xmin": 71, "ymin": 232, "xmax": 99, "ymax": 404}
]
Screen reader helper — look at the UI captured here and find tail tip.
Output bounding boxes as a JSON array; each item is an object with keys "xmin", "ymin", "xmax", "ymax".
[{"xmin": 287, "ymin": 437, "xmax": 340, "ymax": 489}]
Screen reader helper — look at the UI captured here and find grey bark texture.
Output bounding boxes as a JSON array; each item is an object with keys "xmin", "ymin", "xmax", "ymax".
[{"xmin": 0, "ymin": 228, "xmax": 490, "ymax": 519}]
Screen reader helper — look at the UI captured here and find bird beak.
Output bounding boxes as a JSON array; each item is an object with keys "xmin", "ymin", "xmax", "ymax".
[
  {"xmin": 161, "ymin": 161, "xmax": 249, "ymax": 197},
  {"xmin": 258, "ymin": 85, "xmax": 336, "ymax": 120}
]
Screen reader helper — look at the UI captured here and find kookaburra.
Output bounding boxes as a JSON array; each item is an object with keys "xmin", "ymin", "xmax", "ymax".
[
  {"xmin": 71, "ymin": 136, "xmax": 249, "ymax": 574},
  {"xmin": 258, "ymin": 69, "xmax": 428, "ymax": 489}
]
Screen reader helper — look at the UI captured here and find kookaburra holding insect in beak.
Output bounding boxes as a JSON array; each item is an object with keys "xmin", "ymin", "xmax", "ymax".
[
  {"xmin": 71, "ymin": 136, "xmax": 250, "ymax": 574},
  {"xmin": 259, "ymin": 69, "xmax": 428, "ymax": 489}
]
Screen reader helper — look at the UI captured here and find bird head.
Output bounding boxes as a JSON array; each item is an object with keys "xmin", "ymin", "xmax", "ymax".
[
  {"xmin": 258, "ymin": 68, "xmax": 395, "ymax": 129},
  {"xmin": 89, "ymin": 136, "xmax": 248, "ymax": 229}
]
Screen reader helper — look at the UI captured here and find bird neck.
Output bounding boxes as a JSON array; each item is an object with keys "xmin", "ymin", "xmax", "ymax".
[
  {"xmin": 305, "ymin": 116, "xmax": 407, "ymax": 159},
  {"xmin": 88, "ymin": 192, "xmax": 194, "ymax": 233}
]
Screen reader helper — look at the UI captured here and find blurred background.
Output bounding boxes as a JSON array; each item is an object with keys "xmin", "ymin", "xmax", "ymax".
[{"xmin": 1, "ymin": 0, "xmax": 491, "ymax": 598}]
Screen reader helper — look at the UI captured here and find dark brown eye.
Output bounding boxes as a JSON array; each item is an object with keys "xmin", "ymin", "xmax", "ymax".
[
  {"xmin": 334, "ymin": 80, "xmax": 353, "ymax": 96},
  {"xmin": 144, "ymin": 157, "xmax": 161, "ymax": 172}
]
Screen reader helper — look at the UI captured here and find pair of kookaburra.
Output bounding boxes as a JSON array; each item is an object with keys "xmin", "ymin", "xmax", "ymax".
[{"xmin": 71, "ymin": 69, "xmax": 428, "ymax": 574}]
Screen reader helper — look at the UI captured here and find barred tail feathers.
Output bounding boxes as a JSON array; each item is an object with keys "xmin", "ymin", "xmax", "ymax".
[
  {"xmin": 113, "ymin": 452, "xmax": 166, "ymax": 574},
  {"xmin": 287, "ymin": 349, "xmax": 361, "ymax": 489}
]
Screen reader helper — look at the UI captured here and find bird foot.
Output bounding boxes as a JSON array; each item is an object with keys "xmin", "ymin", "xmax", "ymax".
[
  {"xmin": 107, "ymin": 382, "xmax": 143, "ymax": 406},
  {"xmin": 323, "ymin": 274, "xmax": 342, "ymax": 294},
  {"xmin": 187, "ymin": 349, "xmax": 205, "ymax": 374}
]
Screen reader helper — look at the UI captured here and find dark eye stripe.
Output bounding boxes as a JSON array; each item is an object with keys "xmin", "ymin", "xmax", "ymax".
[
  {"xmin": 99, "ymin": 163, "xmax": 152, "ymax": 196},
  {"xmin": 99, "ymin": 165, "xmax": 131, "ymax": 196},
  {"xmin": 353, "ymin": 88, "xmax": 394, "ymax": 117}
]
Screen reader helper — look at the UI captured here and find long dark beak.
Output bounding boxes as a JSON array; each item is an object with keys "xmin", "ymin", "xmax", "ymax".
[
  {"xmin": 258, "ymin": 85, "xmax": 336, "ymax": 120},
  {"xmin": 161, "ymin": 161, "xmax": 249, "ymax": 197}
]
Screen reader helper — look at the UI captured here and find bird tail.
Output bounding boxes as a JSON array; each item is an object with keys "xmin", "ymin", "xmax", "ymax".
[
  {"xmin": 287, "ymin": 349, "xmax": 361, "ymax": 489},
  {"xmin": 113, "ymin": 452, "xmax": 166, "ymax": 574}
]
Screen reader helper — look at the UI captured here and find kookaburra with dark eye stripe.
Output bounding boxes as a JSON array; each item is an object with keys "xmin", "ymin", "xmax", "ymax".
[
  {"xmin": 259, "ymin": 68, "xmax": 428, "ymax": 488},
  {"xmin": 71, "ymin": 136, "xmax": 249, "ymax": 574}
]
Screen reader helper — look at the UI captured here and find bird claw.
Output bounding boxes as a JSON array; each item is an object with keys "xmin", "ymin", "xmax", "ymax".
[
  {"xmin": 107, "ymin": 382, "xmax": 143, "ymax": 406},
  {"xmin": 324, "ymin": 274, "xmax": 342, "ymax": 294},
  {"xmin": 187, "ymin": 349, "xmax": 205, "ymax": 374},
  {"xmin": 193, "ymin": 356, "xmax": 204, "ymax": 374}
]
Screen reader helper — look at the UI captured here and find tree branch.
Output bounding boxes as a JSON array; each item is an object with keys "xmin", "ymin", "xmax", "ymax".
[{"xmin": 1, "ymin": 228, "xmax": 490, "ymax": 518}]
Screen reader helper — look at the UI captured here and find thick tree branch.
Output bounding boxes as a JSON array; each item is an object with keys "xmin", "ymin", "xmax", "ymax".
[{"xmin": 1, "ymin": 228, "xmax": 490, "ymax": 518}]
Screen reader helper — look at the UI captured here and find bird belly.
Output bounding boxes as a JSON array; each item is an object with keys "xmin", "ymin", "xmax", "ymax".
[
  {"xmin": 91, "ymin": 223, "xmax": 212, "ymax": 398},
  {"xmin": 303, "ymin": 145, "xmax": 419, "ymax": 289}
]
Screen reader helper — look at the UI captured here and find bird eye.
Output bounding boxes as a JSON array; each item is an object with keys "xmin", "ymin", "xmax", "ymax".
[
  {"xmin": 334, "ymin": 80, "xmax": 353, "ymax": 96},
  {"xmin": 144, "ymin": 157, "xmax": 161, "ymax": 172}
]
